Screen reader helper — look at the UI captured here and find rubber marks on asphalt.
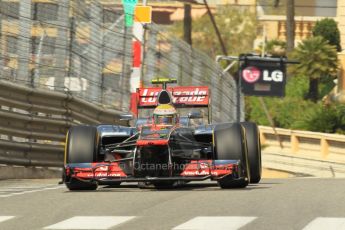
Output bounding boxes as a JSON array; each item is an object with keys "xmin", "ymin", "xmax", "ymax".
[
  {"xmin": 44, "ymin": 216, "xmax": 136, "ymax": 230},
  {"xmin": 303, "ymin": 218, "xmax": 345, "ymax": 230},
  {"xmin": 0, "ymin": 216, "xmax": 15, "ymax": 223},
  {"xmin": 173, "ymin": 216, "xmax": 257, "ymax": 230}
]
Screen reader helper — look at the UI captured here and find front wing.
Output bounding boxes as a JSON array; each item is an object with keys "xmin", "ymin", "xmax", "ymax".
[{"xmin": 63, "ymin": 160, "xmax": 245, "ymax": 185}]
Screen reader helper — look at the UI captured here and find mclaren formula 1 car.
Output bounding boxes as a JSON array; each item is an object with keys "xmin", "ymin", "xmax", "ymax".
[{"xmin": 62, "ymin": 78, "xmax": 261, "ymax": 190}]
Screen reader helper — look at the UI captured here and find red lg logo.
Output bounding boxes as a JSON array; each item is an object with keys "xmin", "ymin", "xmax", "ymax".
[{"xmin": 242, "ymin": 66, "xmax": 261, "ymax": 83}]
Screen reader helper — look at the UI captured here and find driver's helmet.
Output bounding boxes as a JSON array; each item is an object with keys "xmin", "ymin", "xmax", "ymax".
[{"xmin": 153, "ymin": 104, "xmax": 178, "ymax": 125}]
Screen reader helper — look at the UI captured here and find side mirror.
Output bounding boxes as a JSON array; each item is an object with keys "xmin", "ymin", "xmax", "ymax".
[
  {"xmin": 120, "ymin": 114, "xmax": 134, "ymax": 121},
  {"xmin": 188, "ymin": 112, "xmax": 202, "ymax": 119}
]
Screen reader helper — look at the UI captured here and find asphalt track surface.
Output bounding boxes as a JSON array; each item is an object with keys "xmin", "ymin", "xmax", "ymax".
[{"xmin": 0, "ymin": 178, "xmax": 344, "ymax": 230}]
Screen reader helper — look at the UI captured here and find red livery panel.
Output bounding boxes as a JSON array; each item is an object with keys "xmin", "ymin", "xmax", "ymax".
[
  {"xmin": 67, "ymin": 160, "xmax": 235, "ymax": 181},
  {"xmin": 68, "ymin": 163, "xmax": 127, "ymax": 179},
  {"xmin": 181, "ymin": 160, "xmax": 234, "ymax": 177},
  {"xmin": 136, "ymin": 139, "xmax": 169, "ymax": 146},
  {"xmin": 137, "ymin": 86, "xmax": 209, "ymax": 107}
]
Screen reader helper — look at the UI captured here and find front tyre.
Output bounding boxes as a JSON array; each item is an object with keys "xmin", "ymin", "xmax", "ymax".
[
  {"xmin": 64, "ymin": 126, "xmax": 99, "ymax": 191},
  {"xmin": 66, "ymin": 178, "xmax": 98, "ymax": 191},
  {"xmin": 214, "ymin": 123, "xmax": 250, "ymax": 189},
  {"xmin": 241, "ymin": 122, "xmax": 262, "ymax": 183},
  {"xmin": 218, "ymin": 178, "xmax": 248, "ymax": 189}
]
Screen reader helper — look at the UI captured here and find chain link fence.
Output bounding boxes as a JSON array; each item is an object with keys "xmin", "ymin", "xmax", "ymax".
[
  {"xmin": 142, "ymin": 23, "xmax": 241, "ymax": 122},
  {"xmin": 0, "ymin": 0, "xmax": 242, "ymax": 123},
  {"xmin": 0, "ymin": 0, "xmax": 132, "ymax": 111}
]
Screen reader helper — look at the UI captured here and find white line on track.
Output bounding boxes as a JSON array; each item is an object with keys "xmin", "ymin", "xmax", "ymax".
[
  {"xmin": 303, "ymin": 217, "xmax": 345, "ymax": 230},
  {"xmin": 0, "ymin": 216, "xmax": 15, "ymax": 223},
  {"xmin": 0, "ymin": 185, "xmax": 63, "ymax": 198},
  {"xmin": 173, "ymin": 216, "xmax": 257, "ymax": 230},
  {"xmin": 44, "ymin": 216, "xmax": 136, "ymax": 229}
]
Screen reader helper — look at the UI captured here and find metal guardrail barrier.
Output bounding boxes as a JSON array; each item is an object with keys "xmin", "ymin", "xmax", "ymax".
[
  {"xmin": 259, "ymin": 126, "xmax": 345, "ymax": 161},
  {"xmin": 0, "ymin": 80, "xmax": 127, "ymax": 167}
]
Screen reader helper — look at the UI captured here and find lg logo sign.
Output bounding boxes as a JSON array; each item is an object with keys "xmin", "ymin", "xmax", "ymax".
[
  {"xmin": 239, "ymin": 56, "xmax": 289, "ymax": 97},
  {"xmin": 242, "ymin": 67, "xmax": 260, "ymax": 83},
  {"xmin": 242, "ymin": 67, "xmax": 283, "ymax": 83},
  {"xmin": 263, "ymin": 70, "xmax": 283, "ymax": 82}
]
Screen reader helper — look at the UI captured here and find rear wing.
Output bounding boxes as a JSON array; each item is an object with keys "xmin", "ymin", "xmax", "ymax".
[{"xmin": 136, "ymin": 86, "xmax": 210, "ymax": 108}]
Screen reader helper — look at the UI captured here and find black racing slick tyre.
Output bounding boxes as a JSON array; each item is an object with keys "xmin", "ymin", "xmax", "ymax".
[
  {"xmin": 214, "ymin": 123, "xmax": 250, "ymax": 189},
  {"xmin": 66, "ymin": 178, "xmax": 98, "ymax": 191},
  {"xmin": 241, "ymin": 122, "xmax": 262, "ymax": 184},
  {"xmin": 65, "ymin": 126, "xmax": 99, "ymax": 191}
]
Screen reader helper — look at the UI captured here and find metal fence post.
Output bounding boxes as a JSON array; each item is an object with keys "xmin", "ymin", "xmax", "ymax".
[
  {"xmin": 33, "ymin": 26, "xmax": 45, "ymax": 87},
  {"xmin": 169, "ymin": 42, "xmax": 179, "ymax": 80},
  {"xmin": 101, "ymin": 32, "xmax": 105, "ymax": 106},
  {"xmin": 192, "ymin": 52, "xmax": 202, "ymax": 86},
  {"xmin": 123, "ymin": 26, "xmax": 132, "ymax": 111},
  {"xmin": 67, "ymin": 17, "xmax": 75, "ymax": 79},
  {"xmin": 0, "ymin": 0, "xmax": 3, "ymax": 77},
  {"xmin": 17, "ymin": 0, "xmax": 32, "ymax": 85},
  {"xmin": 181, "ymin": 44, "xmax": 193, "ymax": 86},
  {"xmin": 178, "ymin": 46, "xmax": 183, "ymax": 84},
  {"xmin": 144, "ymin": 27, "xmax": 157, "ymax": 85},
  {"xmin": 54, "ymin": 0, "xmax": 70, "ymax": 91},
  {"xmin": 237, "ymin": 60, "xmax": 243, "ymax": 122},
  {"xmin": 102, "ymin": 15, "xmax": 125, "ymax": 108},
  {"xmin": 211, "ymin": 71, "xmax": 221, "ymax": 122},
  {"xmin": 120, "ymin": 25, "xmax": 128, "ymax": 110},
  {"xmin": 88, "ymin": 2, "xmax": 102, "ymax": 103},
  {"xmin": 229, "ymin": 75, "xmax": 237, "ymax": 121}
]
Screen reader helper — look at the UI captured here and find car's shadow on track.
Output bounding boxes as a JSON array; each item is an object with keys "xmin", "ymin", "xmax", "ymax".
[{"xmin": 64, "ymin": 183, "xmax": 272, "ymax": 192}]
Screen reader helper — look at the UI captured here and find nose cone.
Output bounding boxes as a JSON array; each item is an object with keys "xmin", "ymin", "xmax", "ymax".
[{"xmin": 137, "ymin": 139, "xmax": 169, "ymax": 146}]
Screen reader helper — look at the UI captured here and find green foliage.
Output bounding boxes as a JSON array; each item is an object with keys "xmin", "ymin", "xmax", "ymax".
[
  {"xmin": 246, "ymin": 75, "xmax": 344, "ymax": 134},
  {"xmin": 312, "ymin": 18, "xmax": 342, "ymax": 52},
  {"xmin": 169, "ymin": 6, "xmax": 257, "ymax": 57},
  {"xmin": 319, "ymin": 77, "xmax": 336, "ymax": 99},
  {"xmin": 246, "ymin": 97, "xmax": 317, "ymax": 129},
  {"xmin": 246, "ymin": 75, "xmax": 313, "ymax": 129},
  {"xmin": 292, "ymin": 105, "xmax": 345, "ymax": 134},
  {"xmin": 290, "ymin": 36, "xmax": 338, "ymax": 101},
  {"xmin": 257, "ymin": 39, "xmax": 286, "ymax": 56},
  {"xmin": 285, "ymin": 74, "xmax": 309, "ymax": 98},
  {"xmin": 292, "ymin": 36, "xmax": 338, "ymax": 80}
]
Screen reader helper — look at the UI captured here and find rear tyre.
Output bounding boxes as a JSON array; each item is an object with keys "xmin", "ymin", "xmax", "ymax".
[
  {"xmin": 214, "ymin": 123, "xmax": 250, "ymax": 189},
  {"xmin": 241, "ymin": 122, "xmax": 262, "ymax": 183},
  {"xmin": 65, "ymin": 126, "xmax": 99, "ymax": 191}
]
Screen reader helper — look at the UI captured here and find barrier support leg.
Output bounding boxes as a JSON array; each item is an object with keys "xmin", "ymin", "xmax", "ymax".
[
  {"xmin": 321, "ymin": 138, "xmax": 329, "ymax": 158},
  {"xmin": 291, "ymin": 134, "xmax": 299, "ymax": 154}
]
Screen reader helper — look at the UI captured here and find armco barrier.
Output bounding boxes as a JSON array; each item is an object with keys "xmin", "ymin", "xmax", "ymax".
[
  {"xmin": 259, "ymin": 126, "xmax": 345, "ymax": 162},
  {"xmin": 0, "ymin": 80, "xmax": 127, "ymax": 167}
]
